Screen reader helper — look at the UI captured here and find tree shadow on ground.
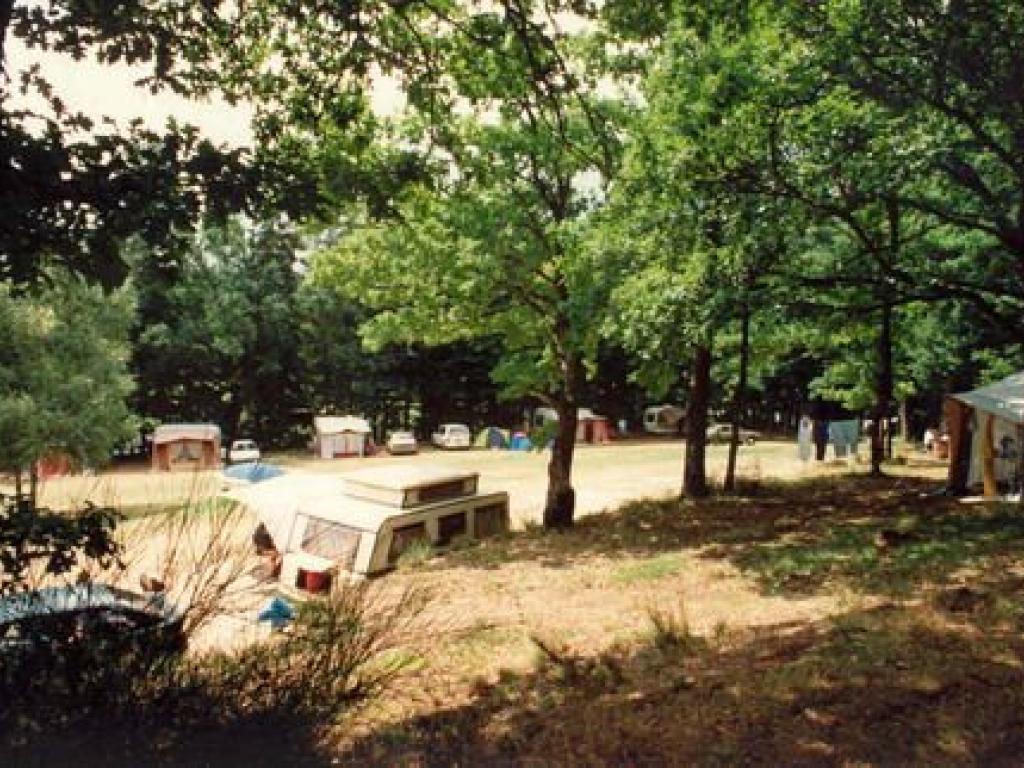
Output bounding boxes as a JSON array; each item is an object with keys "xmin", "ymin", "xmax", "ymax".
[
  {"xmin": 427, "ymin": 474, "xmax": 1014, "ymax": 597},
  {"xmin": 1, "ymin": 698, "xmax": 335, "ymax": 768},
  {"xmin": 331, "ymin": 599, "xmax": 1024, "ymax": 767},
  {"xmin": 1, "ymin": 585, "xmax": 425, "ymax": 768}
]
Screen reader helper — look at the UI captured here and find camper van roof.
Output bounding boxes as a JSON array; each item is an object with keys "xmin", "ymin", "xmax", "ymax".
[
  {"xmin": 342, "ymin": 465, "xmax": 478, "ymax": 493},
  {"xmin": 233, "ymin": 471, "xmax": 479, "ymax": 538}
]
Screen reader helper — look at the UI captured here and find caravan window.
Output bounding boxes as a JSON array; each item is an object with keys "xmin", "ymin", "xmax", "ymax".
[
  {"xmin": 436, "ymin": 512, "xmax": 467, "ymax": 545},
  {"xmin": 388, "ymin": 523, "xmax": 428, "ymax": 564},
  {"xmin": 297, "ymin": 515, "xmax": 360, "ymax": 568}
]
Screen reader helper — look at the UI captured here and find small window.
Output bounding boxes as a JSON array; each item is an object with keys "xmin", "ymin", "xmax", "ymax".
[
  {"xmin": 388, "ymin": 523, "xmax": 428, "ymax": 563},
  {"xmin": 437, "ymin": 512, "xmax": 467, "ymax": 546},
  {"xmin": 300, "ymin": 517, "xmax": 360, "ymax": 569},
  {"xmin": 418, "ymin": 480, "xmax": 469, "ymax": 504},
  {"xmin": 474, "ymin": 503, "xmax": 508, "ymax": 538}
]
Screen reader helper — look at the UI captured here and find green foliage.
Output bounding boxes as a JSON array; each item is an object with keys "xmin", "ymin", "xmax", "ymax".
[
  {"xmin": 0, "ymin": 270, "xmax": 136, "ymax": 479},
  {"xmin": 130, "ymin": 217, "xmax": 304, "ymax": 443},
  {"xmin": 0, "ymin": 496, "xmax": 121, "ymax": 598},
  {"xmin": 612, "ymin": 554, "xmax": 682, "ymax": 584}
]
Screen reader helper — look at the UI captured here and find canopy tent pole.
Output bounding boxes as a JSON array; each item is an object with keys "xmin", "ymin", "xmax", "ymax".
[{"xmin": 982, "ymin": 414, "xmax": 998, "ymax": 498}]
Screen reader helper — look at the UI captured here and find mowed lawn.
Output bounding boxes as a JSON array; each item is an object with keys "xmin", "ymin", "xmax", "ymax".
[{"xmin": 21, "ymin": 438, "xmax": 875, "ymax": 526}]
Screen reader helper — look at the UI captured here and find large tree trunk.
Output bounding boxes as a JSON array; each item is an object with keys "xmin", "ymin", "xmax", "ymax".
[
  {"xmin": 899, "ymin": 398, "xmax": 909, "ymax": 447},
  {"xmin": 29, "ymin": 465, "xmax": 39, "ymax": 509},
  {"xmin": 684, "ymin": 344, "xmax": 712, "ymax": 498},
  {"xmin": 870, "ymin": 301, "xmax": 893, "ymax": 476},
  {"xmin": 543, "ymin": 399, "xmax": 578, "ymax": 529},
  {"xmin": 0, "ymin": 1, "xmax": 13, "ymax": 72},
  {"xmin": 871, "ymin": 203, "xmax": 900, "ymax": 476},
  {"xmin": 724, "ymin": 305, "xmax": 751, "ymax": 493},
  {"xmin": 223, "ymin": 392, "xmax": 244, "ymax": 449}
]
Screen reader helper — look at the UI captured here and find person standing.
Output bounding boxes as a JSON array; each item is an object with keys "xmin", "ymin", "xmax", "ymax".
[{"xmin": 813, "ymin": 418, "xmax": 829, "ymax": 461}]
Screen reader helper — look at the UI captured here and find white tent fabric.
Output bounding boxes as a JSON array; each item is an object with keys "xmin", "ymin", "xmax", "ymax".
[
  {"xmin": 952, "ymin": 372, "xmax": 1024, "ymax": 426},
  {"xmin": 313, "ymin": 415, "xmax": 371, "ymax": 458},
  {"xmin": 153, "ymin": 423, "xmax": 221, "ymax": 444},
  {"xmin": 314, "ymin": 416, "xmax": 371, "ymax": 435},
  {"xmin": 229, "ymin": 474, "xmax": 349, "ymax": 550},
  {"xmin": 952, "ymin": 372, "xmax": 1024, "ymax": 490}
]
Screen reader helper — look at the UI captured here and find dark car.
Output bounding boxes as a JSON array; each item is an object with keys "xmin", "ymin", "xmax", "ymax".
[{"xmin": 0, "ymin": 584, "xmax": 187, "ymax": 657}]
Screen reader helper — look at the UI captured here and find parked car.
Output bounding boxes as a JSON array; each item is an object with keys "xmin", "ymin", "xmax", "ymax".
[
  {"xmin": 386, "ymin": 431, "xmax": 419, "ymax": 455},
  {"xmin": 706, "ymin": 423, "xmax": 760, "ymax": 445},
  {"xmin": 431, "ymin": 423, "xmax": 471, "ymax": 450},
  {"xmin": 228, "ymin": 438, "xmax": 261, "ymax": 464},
  {"xmin": 0, "ymin": 584, "xmax": 187, "ymax": 657}
]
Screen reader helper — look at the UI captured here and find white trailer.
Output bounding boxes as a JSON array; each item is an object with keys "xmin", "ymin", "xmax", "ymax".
[{"xmin": 235, "ymin": 465, "xmax": 510, "ymax": 583}]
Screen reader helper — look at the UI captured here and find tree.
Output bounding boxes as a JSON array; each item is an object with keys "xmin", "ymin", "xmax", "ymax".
[
  {"xmin": 0, "ymin": 1, "xmax": 331, "ymax": 287},
  {"xmin": 0, "ymin": 269, "xmax": 136, "ymax": 505},
  {"xmin": 313, "ymin": 2, "xmax": 623, "ymax": 528},
  {"xmin": 782, "ymin": 0, "xmax": 1024, "ymax": 324},
  {"xmin": 604, "ymin": 3, "xmax": 800, "ymax": 496},
  {"xmin": 0, "ymin": 495, "xmax": 120, "ymax": 597},
  {"xmin": 131, "ymin": 217, "xmax": 305, "ymax": 445}
]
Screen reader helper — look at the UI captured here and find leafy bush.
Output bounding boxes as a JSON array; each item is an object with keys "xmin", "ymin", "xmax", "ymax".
[
  {"xmin": 0, "ymin": 494, "xmax": 120, "ymax": 597},
  {"xmin": 1, "ymin": 581, "xmax": 429, "ymax": 743}
]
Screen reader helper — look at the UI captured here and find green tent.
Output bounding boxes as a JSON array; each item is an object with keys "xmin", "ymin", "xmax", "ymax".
[{"xmin": 474, "ymin": 426, "xmax": 510, "ymax": 449}]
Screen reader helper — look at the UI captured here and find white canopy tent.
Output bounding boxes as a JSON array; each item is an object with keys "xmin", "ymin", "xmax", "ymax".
[
  {"xmin": 946, "ymin": 372, "xmax": 1024, "ymax": 496},
  {"xmin": 313, "ymin": 415, "xmax": 372, "ymax": 458}
]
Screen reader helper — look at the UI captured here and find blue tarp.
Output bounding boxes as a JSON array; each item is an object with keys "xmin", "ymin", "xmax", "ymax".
[
  {"xmin": 223, "ymin": 462, "xmax": 285, "ymax": 483},
  {"xmin": 257, "ymin": 596, "xmax": 295, "ymax": 630},
  {"xmin": 510, "ymin": 434, "xmax": 533, "ymax": 451}
]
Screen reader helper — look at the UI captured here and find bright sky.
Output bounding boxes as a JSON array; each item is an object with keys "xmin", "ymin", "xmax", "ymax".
[
  {"xmin": 6, "ymin": 37, "xmax": 409, "ymax": 148},
  {"xmin": 3, "ymin": 8, "xmax": 591, "ymax": 149},
  {"xmin": 6, "ymin": 36, "xmax": 256, "ymax": 146}
]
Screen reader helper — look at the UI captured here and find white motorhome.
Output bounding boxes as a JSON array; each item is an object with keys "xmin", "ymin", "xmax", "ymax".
[
  {"xmin": 234, "ymin": 465, "xmax": 510, "ymax": 583},
  {"xmin": 643, "ymin": 405, "xmax": 686, "ymax": 435},
  {"xmin": 431, "ymin": 423, "xmax": 471, "ymax": 449}
]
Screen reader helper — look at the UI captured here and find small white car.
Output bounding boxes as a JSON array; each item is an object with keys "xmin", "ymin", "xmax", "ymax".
[
  {"xmin": 431, "ymin": 423, "xmax": 471, "ymax": 450},
  {"xmin": 705, "ymin": 423, "xmax": 759, "ymax": 445},
  {"xmin": 386, "ymin": 431, "xmax": 419, "ymax": 455},
  {"xmin": 228, "ymin": 439, "xmax": 261, "ymax": 464}
]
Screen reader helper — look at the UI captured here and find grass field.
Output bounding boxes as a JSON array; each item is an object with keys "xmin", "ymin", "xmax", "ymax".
[
  {"xmin": 19, "ymin": 437, "xmax": 884, "ymax": 526},
  {"xmin": 14, "ymin": 442, "xmax": 1022, "ymax": 767}
]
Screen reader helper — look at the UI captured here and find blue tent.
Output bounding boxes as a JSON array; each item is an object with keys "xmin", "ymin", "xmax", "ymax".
[
  {"xmin": 223, "ymin": 462, "xmax": 284, "ymax": 484},
  {"xmin": 509, "ymin": 433, "xmax": 533, "ymax": 451},
  {"xmin": 475, "ymin": 426, "xmax": 509, "ymax": 449}
]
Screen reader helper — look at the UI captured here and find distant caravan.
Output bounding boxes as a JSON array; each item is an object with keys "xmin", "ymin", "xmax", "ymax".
[{"xmin": 643, "ymin": 405, "xmax": 685, "ymax": 435}]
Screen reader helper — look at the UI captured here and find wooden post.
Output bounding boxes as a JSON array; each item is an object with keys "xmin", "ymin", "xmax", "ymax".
[
  {"xmin": 982, "ymin": 414, "xmax": 998, "ymax": 498},
  {"xmin": 1017, "ymin": 425, "xmax": 1024, "ymax": 501}
]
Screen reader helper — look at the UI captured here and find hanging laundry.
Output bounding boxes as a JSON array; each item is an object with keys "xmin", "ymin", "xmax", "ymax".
[
  {"xmin": 829, "ymin": 420, "xmax": 860, "ymax": 458},
  {"xmin": 798, "ymin": 416, "xmax": 813, "ymax": 461}
]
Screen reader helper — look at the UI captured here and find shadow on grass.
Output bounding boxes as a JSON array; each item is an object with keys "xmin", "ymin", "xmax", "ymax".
[
  {"xmin": 426, "ymin": 474, "xmax": 1020, "ymax": 598},
  {"xmin": 734, "ymin": 502, "xmax": 1024, "ymax": 596},
  {"xmin": 1, "ymin": 709, "xmax": 334, "ymax": 768},
  {"xmin": 1, "ymin": 585, "xmax": 426, "ymax": 768},
  {"xmin": 332, "ymin": 601, "xmax": 1024, "ymax": 767}
]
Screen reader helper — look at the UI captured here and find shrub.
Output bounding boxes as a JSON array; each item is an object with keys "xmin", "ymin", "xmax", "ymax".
[{"xmin": 1, "ymin": 581, "xmax": 430, "ymax": 744}]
